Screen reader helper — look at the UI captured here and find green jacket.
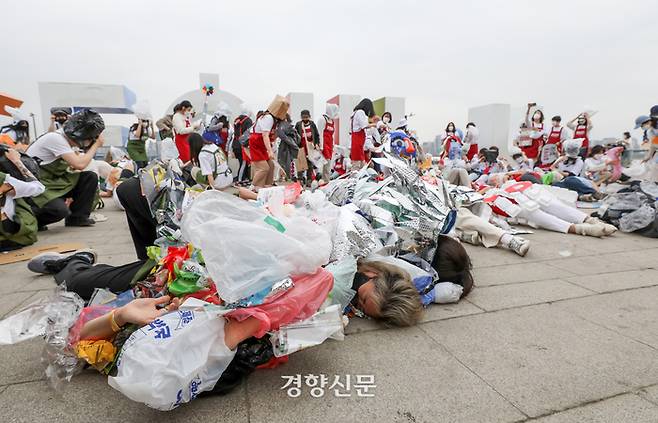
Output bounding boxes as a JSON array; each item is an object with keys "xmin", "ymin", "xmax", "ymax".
[{"xmin": 0, "ymin": 173, "xmax": 38, "ymax": 246}]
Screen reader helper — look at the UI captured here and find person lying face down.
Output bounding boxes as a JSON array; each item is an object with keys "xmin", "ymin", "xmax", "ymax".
[
  {"xmin": 350, "ymin": 235, "xmax": 474, "ymax": 327},
  {"xmin": 351, "ymin": 259, "xmax": 423, "ymax": 327}
]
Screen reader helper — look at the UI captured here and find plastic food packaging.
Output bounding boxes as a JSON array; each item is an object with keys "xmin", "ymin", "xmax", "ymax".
[
  {"xmin": 226, "ymin": 268, "xmax": 334, "ymax": 338},
  {"xmin": 108, "ymin": 299, "xmax": 235, "ymax": 411},
  {"xmin": 181, "ymin": 190, "xmax": 331, "ymax": 303},
  {"xmin": 270, "ymin": 304, "xmax": 344, "ymax": 357},
  {"xmin": 619, "ymin": 204, "xmax": 657, "ymax": 233}
]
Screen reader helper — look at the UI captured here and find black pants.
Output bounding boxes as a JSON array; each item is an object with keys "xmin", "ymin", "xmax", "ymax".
[
  {"xmin": 55, "ymin": 258, "xmax": 145, "ymax": 301},
  {"xmin": 33, "ymin": 171, "xmax": 98, "ymax": 226},
  {"xmin": 116, "ymin": 177, "xmax": 156, "ymax": 260}
]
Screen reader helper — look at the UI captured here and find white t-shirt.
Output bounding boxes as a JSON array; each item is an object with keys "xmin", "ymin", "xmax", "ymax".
[
  {"xmin": 351, "ymin": 110, "xmax": 368, "ymax": 132},
  {"xmin": 557, "ymin": 157, "xmax": 584, "ymax": 176},
  {"xmin": 583, "ymin": 156, "xmax": 607, "ymax": 175},
  {"xmin": 199, "ymin": 143, "xmax": 219, "ymax": 176},
  {"xmin": 26, "ymin": 130, "xmax": 74, "ymax": 165},
  {"xmin": 254, "ymin": 114, "xmax": 274, "ymax": 134},
  {"xmin": 198, "ymin": 143, "xmax": 232, "ymax": 189}
]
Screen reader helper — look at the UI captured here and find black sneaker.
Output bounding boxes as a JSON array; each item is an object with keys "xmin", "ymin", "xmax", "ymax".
[
  {"xmin": 27, "ymin": 249, "xmax": 97, "ymax": 274},
  {"xmin": 64, "ymin": 217, "xmax": 96, "ymax": 227}
]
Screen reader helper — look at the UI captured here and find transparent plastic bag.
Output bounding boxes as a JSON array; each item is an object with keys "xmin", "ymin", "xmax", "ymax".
[
  {"xmin": 108, "ymin": 299, "xmax": 235, "ymax": 411},
  {"xmin": 0, "ymin": 286, "xmax": 86, "ymax": 390},
  {"xmin": 270, "ymin": 304, "xmax": 344, "ymax": 357},
  {"xmin": 619, "ymin": 204, "xmax": 657, "ymax": 233},
  {"xmin": 181, "ymin": 190, "xmax": 331, "ymax": 303},
  {"xmin": 324, "ymin": 257, "xmax": 358, "ymax": 310}
]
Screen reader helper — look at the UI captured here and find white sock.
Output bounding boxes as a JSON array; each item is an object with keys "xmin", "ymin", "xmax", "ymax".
[{"xmin": 500, "ymin": 233, "xmax": 513, "ymax": 248}]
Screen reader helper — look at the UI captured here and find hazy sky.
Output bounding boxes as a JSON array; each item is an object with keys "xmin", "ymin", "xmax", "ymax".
[{"xmin": 2, "ymin": 0, "xmax": 657, "ymax": 141}]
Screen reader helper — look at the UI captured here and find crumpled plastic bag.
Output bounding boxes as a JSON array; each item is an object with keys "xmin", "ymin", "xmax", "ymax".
[
  {"xmin": 226, "ymin": 268, "xmax": 334, "ymax": 338},
  {"xmin": 324, "ymin": 257, "xmax": 358, "ymax": 310},
  {"xmin": 159, "ymin": 138, "xmax": 179, "ymax": 161},
  {"xmin": 619, "ymin": 204, "xmax": 657, "ymax": 233},
  {"xmin": 270, "ymin": 304, "xmax": 344, "ymax": 357},
  {"xmin": 0, "ymin": 287, "xmax": 83, "ymax": 346},
  {"xmin": 181, "ymin": 190, "xmax": 331, "ymax": 303},
  {"xmin": 431, "ymin": 282, "xmax": 464, "ymax": 304},
  {"xmin": 604, "ymin": 192, "xmax": 647, "ymax": 211},
  {"xmin": 108, "ymin": 299, "xmax": 235, "ymax": 411}
]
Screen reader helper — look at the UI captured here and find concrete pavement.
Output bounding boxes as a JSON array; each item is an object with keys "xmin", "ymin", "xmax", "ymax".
[{"xmin": 1, "ymin": 202, "xmax": 657, "ymax": 423}]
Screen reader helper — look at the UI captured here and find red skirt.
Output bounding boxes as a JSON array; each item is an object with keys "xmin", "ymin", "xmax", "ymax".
[
  {"xmin": 175, "ymin": 133, "xmax": 190, "ymax": 162},
  {"xmin": 350, "ymin": 129, "xmax": 366, "ymax": 161}
]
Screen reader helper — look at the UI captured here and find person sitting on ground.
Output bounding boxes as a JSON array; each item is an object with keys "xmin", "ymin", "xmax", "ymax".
[
  {"xmin": 508, "ymin": 146, "xmax": 532, "ymax": 171},
  {"xmin": 188, "ymin": 132, "xmax": 233, "ymax": 190},
  {"xmin": 26, "ymin": 109, "xmax": 105, "ymax": 228},
  {"xmin": 0, "ymin": 147, "xmax": 45, "ymax": 251},
  {"xmin": 550, "ymin": 140, "xmax": 605, "ymax": 201},
  {"xmin": 582, "ymin": 145, "xmax": 612, "ymax": 184}
]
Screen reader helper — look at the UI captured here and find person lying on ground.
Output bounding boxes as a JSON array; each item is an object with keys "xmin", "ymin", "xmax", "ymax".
[{"xmin": 482, "ymin": 173, "xmax": 617, "ymax": 238}]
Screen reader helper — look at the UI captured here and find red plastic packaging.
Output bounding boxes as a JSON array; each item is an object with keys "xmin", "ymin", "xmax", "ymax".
[
  {"xmin": 226, "ymin": 268, "xmax": 334, "ymax": 338},
  {"xmin": 283, "ymin": 182, "xmax": 303, "ymax": 204},
  {"xmin": 68, "ymin": 305, "xmax": 114, "ymax": 345}
]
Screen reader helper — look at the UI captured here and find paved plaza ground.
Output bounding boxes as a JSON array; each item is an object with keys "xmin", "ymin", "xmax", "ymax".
[{"xmin": 1, "ymin": 202, "xmax": 657, "ymax": 423}]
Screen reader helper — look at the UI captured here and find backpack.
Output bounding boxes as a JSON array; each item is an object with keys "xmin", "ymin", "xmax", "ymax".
[
  {"xmin": 0, "ymin": 144, "xmax": 41, "ymax": 180},
  {"xmin": 233, "ymin": 116, "xmax": 253, "ymax": 152}
]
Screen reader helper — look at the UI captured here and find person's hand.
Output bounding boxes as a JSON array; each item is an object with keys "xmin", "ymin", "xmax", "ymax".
[
  {"xmin": 95, "ymin": 134, "xmax": 105, "ymax": 148},
  {"xmin": 50, "ymin": 114, "xmax": 56, "ymax": 122},
  {"xmin": 268, "ymin": 151, "xmax": 274, "ymax": 160},
  {"xmin": 5, "ymin": 148, "xmax": 21, "ymax": 164},
  {"xmin": 115, "ymin": 296, "xmax": 181, "ymax": 327}
]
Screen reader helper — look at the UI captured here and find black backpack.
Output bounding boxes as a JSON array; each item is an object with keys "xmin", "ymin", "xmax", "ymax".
[{"xmin": 0, "ymin": 144, "xmax": 41, "ymax": 180}]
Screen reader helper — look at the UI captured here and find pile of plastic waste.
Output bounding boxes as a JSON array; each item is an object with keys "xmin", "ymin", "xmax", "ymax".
[
  {"xmin": 596, "ymin": 181, "xmax": 658, "ymax": 237},
  {"xmin": 0, "ymin": 152, "xmax": 465, "ymax": 410}
]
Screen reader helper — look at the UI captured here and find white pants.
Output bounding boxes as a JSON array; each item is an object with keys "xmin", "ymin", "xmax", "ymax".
[
  {"xmin": 456, "ymin": 207, "xmax": 504, "ymax": 247},
  {"xmin": 515, "ymin": 195, "xmax": 586, "ymax": 233}
]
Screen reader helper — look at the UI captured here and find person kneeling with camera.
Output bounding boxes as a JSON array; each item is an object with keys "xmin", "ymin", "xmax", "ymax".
[{"xmin": 27, "ymin": 109, "xmax": 105, "ymax": 228}]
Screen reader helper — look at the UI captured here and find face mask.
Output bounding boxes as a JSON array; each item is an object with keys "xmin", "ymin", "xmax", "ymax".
[
  {"xmin": 533, "ymin": 113, "xmax": 541, "ymax": 122},
  {"xmin": 515, "ymin": 156, "xmax": 524, "ymax": 164},
  {"xmin": 594, "ymin": 154, "xmax": 603, "ymax": 160},
  {"xmin": 578, "ymin": 119, "xmax": 586, "ymax": 125},
  {"xmin": 383, "ymin": 117, "xmax": 390, "ymax": 123},
  {"xmin": 351, "ymin": 272, "xmax": 370, "ymax": 292}
]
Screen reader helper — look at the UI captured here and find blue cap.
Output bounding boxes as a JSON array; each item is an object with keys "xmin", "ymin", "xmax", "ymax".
[{"xmin": 635, "ymin": 115, "xmax": 651, "ymax": 129}]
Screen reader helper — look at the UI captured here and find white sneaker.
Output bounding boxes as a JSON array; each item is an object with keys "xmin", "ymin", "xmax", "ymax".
[
  {"xmin": 90, "ymin": 212, "xmax": 108, "ymax": 222},
  {"xmin": 508, "ymin": 237, "xmax": 530, "ymax": 257},
  {"xmin": 574, "ymin": 223, "xmax": 606, "ymax": 238},
  {"xmin": 601, "ymin": 223, "xmax": 618, "ymax": 236}
]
